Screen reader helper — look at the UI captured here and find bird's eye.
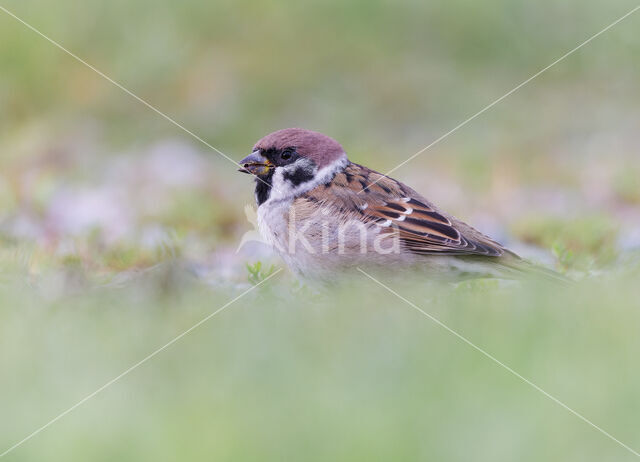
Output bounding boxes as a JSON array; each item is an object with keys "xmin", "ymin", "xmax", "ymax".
[{"xmin": 281, "ymin": 150, "xmax": 292, "ymax": 160}]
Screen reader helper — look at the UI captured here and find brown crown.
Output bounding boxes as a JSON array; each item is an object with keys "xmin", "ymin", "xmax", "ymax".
[{"xmin": 253, "ymin": 128, "xmax": 346, "ymax": 168}]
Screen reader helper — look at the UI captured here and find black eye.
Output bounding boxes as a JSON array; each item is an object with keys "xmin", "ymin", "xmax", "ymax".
[{"xmin": 281, "ymin": 150, "xmax": 292, "ymax": 160}]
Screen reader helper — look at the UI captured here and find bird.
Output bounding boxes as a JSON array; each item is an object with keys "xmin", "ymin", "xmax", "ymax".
[{"xmin": 238, "ymin": 128, "xmax": 564, "ymax": 283}]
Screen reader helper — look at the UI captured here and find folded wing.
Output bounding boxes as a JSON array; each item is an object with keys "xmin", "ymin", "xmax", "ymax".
[{"xmin": 302, "ymin": 162, "xmax": 512, "ymax": 258}]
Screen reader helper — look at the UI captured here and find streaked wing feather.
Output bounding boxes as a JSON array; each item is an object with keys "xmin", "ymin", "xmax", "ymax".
[{"xmin": 303, "ymin": 162, "xmax": 509, "ymax": 258}]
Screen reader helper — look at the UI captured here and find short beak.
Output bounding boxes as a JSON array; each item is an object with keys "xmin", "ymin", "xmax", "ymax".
[{"xmin": 238, "ymin": 151, "xmax": 273, "ymax": 176}]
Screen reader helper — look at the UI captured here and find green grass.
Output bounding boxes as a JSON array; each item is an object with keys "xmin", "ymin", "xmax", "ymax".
[
  {"xmin": 511, "ymin": 215, "xmax": 620, "ymax": 271},
  {"xmin": 1, "ymin": 267, "xmax": 640, "ymax": 461}
]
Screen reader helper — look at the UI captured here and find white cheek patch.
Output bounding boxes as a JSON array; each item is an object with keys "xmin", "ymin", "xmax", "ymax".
[
  {"xmin": 283, "ymin": 158, "xmax": 315, "ymax": 175},
  {"xmin": 266, "ymin": 154, "xmax": 348, "ymax": 204},
  {"xmin": 270, "ymin": 158, "xmax": 316, "ymax": 201}
]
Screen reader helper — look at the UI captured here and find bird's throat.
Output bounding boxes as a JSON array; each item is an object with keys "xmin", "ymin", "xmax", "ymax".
[{"xmin": 254, "ymin": 170, "xmax": 274, "ymax": 206}]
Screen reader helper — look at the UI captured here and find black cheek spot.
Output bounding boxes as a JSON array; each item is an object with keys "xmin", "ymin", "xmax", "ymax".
[{"xmin": 283, "ymin": 167, "xmax": 315, "ymax": 186}]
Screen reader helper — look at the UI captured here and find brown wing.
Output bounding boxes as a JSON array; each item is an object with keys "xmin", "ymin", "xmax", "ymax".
[{"xmin": 302, "ymin": 162, "xmax": 513, "ymax": 258}]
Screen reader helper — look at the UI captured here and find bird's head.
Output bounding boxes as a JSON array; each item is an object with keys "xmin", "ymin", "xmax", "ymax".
[
  {"xmin": 239, "ymin": 128, "xmax": 346, "ymax": 178},
  {"xmin": 239, "ymin": 128, "xmax": 348, "ymax": 204}
]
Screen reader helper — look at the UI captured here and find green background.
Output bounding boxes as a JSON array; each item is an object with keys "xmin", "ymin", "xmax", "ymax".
[{"xmin": 1, "ymin": 0, "xmax": 639, "ymax": 460}]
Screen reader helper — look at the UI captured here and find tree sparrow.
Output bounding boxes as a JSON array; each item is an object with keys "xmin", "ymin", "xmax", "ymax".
[{"xmin": 239, "ymin": 128, "xmax": 561, "ymax": 282}]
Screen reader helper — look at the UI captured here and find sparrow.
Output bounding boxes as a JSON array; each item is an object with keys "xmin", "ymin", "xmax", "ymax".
[{"xmin": 239, "ymin": 128, "xmax": 562, "ymax": 282}]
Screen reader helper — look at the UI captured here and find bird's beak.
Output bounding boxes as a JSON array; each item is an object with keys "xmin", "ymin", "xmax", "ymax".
[{"xmin": 238, "ymin": 150, "xmax": 273, "ymax": 175}]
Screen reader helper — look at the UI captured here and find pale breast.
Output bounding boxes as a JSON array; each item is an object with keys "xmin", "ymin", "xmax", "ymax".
[
  {"xmin": 256, "ymin": 198, "xmax": 291, "ymax": 252},
  {"xmin": 256, "ymin": 196, "xmax": 409, "ymax": 279}
]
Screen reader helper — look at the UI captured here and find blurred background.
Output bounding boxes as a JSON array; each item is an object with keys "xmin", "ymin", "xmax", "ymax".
[{"xmin": 1, "ymin": 0, "xmax": 639, "ymax": 460}]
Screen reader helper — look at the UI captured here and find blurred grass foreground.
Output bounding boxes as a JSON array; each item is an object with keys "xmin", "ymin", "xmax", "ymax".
[{"xmin": 1, "ymin": 0, "xmax": 640, "ymax": 460}]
